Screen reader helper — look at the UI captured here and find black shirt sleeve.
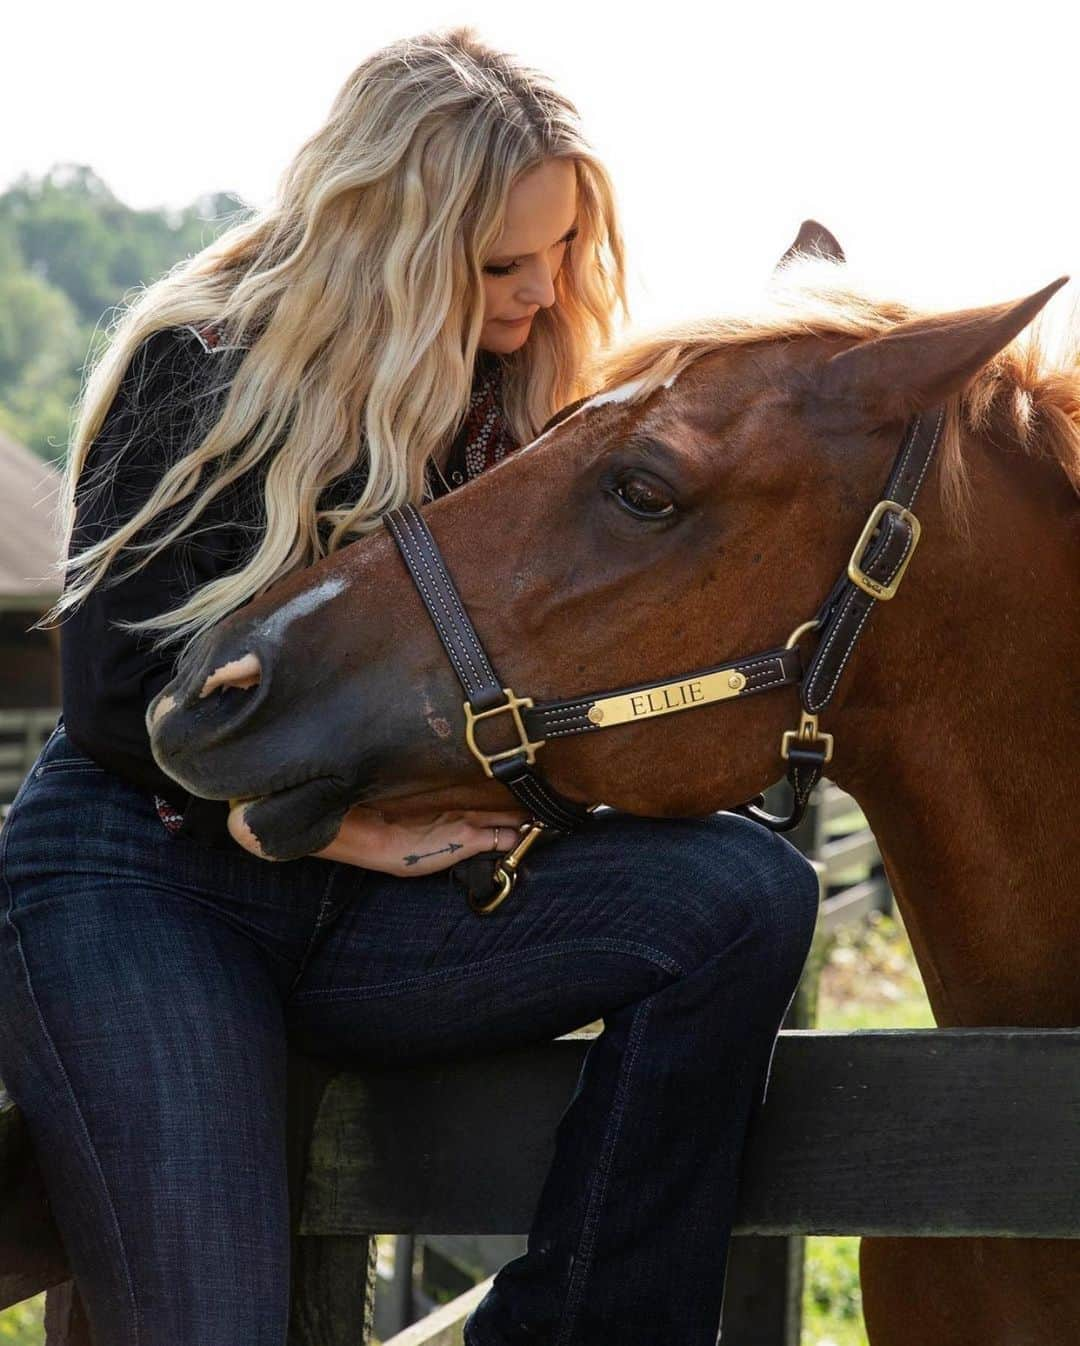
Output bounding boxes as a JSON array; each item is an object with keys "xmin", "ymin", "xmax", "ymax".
[{"xmin": 59, "ymin": 324, "xmax": 263, "ymax": 845}]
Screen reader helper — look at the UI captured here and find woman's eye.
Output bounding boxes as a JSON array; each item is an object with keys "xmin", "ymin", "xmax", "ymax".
[{"xmin": 611, "ymin": 475, "xmax": 676, "ymax": 519}]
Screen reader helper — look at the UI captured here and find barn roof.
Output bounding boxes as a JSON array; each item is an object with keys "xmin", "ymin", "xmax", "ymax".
[{"xmin": 0, "ymin": 429, "xmax": 64, "ymax": 605}]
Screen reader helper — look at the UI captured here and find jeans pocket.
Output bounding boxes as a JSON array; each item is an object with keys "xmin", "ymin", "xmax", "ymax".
[{"xmin": 32, "ymin": 758, "xmax": 108, "ymax": 778}]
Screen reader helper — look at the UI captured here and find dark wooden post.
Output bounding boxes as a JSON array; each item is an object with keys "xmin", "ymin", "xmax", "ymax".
[
  {"xmin": 286, "ymin": 1049, "xmax": 379, "ymax": 1346},
  {"xmin": 715, "ymin": 814, "xmax": 825, "ymax": 1346},
  {"xmin": 43, "ymin": 1280, "xmax": 94, "ymax": 1346}
]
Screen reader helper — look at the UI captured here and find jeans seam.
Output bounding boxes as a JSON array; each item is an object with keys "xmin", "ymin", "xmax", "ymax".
[
  {"xmin": 554, "ymin": 995, "xmax": 654, "ymax": 1346},
  {"xmin": 288, "ymin": 937, "xmax": 685, "ymax": 1003},
  {"xmin": 0, "ymin": 817, "xmax": 141, "ymax": 1344},
  {"xmin": 286, "ymin": 869, "xmax": 340, "ymax": 996}
]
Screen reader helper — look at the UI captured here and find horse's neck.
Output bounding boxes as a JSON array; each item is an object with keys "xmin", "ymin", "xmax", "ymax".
[{"xmin": 832, "ymin": 443, "xmax": 1079, "ymax": 1029}]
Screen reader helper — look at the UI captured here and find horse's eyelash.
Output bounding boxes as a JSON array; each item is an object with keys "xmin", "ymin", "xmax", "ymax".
[{"xmin": 484, "ymin": 228, "xmax": 578, "ymax": 276}]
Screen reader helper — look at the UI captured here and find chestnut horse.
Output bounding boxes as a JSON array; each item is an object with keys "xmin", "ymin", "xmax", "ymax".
[{"xmin": 149, "ymin": 239, "xmax": 1079, "ymax": 1345}]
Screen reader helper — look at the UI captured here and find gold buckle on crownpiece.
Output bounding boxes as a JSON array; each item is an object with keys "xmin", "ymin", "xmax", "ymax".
[
  {"xmin": 847, "ymin": 499, "xmax": 921, "ymax": 601},
  {"xmin": 463, "ymin": 688, "xmax": 546, "ymax": 779}
]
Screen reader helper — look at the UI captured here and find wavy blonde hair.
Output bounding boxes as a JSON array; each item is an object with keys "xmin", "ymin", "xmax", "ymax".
[{"xmin": 42, "ymin": 24, "xmax": 628, "ymax": 648}]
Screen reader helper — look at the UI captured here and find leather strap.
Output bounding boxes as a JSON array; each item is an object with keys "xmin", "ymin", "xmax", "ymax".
[
  {"xmin": 522, "ymin": 646, "xmax": 803, "ymax": 740},
  {"xmin": 384, "ymin": 403, "xmax": 946, "ymax": 838},
  {"xmin": 384, "ymin": 504, "xmax": 593, "ymax": 831},
  {"xmin": 802, "ymin": 406, "xmax": 944, "ymax": 714}
]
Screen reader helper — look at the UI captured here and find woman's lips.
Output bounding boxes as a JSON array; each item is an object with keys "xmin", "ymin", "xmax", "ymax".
[{"xmin": 498, "ymin": 314, "xmax": 533, "ymax": 325}]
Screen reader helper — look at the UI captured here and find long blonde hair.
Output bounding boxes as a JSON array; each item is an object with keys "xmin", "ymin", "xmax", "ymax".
[{"xmin": 43, "ymin": 24, "xmax": 628, "ymax": 649}]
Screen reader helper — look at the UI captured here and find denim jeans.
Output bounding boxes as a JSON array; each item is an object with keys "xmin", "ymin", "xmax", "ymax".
[{"xmin": 0, "ymin": 717, "xmax": 820, "ymax": 1346}]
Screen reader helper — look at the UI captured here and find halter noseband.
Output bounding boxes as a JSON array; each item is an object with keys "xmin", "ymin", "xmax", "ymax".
[{"xmin": 385, "ymin": 404, "xmax": 945, "ymax": 910}]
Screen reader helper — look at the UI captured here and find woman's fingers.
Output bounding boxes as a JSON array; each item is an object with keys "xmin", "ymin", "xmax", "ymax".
[{"xmin": 449, "ymin": 809, "xmax": 532, "ymax": 829}]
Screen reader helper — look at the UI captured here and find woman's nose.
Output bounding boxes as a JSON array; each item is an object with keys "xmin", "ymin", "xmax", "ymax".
[{"xmin": 518, "ymin": 258, "xmax": 557, "ymax": 309}]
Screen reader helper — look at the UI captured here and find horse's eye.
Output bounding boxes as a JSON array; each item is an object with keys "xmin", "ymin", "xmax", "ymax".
[{"xmin": 612, "ymin": 474, "xmax": 676, "ymax": 519}]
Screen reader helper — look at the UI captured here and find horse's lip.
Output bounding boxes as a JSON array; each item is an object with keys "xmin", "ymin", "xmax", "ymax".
[{"xmin": 228, "ymin": 773, "xmax": 341, "ymax": 809}]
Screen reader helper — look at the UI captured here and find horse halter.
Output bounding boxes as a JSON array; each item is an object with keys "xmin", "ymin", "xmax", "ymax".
[{"xmin": 385, "ymin": 403, "xmax": 945, "ymax": 912}]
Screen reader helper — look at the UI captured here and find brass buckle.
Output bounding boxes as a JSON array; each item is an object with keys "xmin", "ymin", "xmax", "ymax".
[
  {"xmin": 469, "ymin": 820, "xmax": 550, "ymax": 915},
  {"xmin": 847, "ymin": 499, "xmax": 921, "ymax": 601},
  {"xmin": 780, "ymin": 711, "xmax": 834, "ymax": 764},
  {"xmin": 463, "ymin": 688, "xmax": 546, "ymax": 779}
]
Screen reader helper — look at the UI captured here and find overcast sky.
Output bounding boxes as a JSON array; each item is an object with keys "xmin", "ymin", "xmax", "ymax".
[{"xmin": 5, "ymin": 1, "xmax": 1080, "ymax": 341}]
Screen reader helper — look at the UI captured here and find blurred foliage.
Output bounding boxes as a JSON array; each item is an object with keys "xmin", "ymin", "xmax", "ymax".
[
  {"xmin": 0, "ymin": 163, "xmax": 248, "ymax": 463},
  {"xmin": 0, "ymin": 1293, "xmax": 42, "ymax": 1343}
]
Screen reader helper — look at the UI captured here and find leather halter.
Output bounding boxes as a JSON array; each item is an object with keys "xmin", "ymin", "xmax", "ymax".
[{"xmin": 385, "ymin": 404, "xmax": 945, "ymax": 901}]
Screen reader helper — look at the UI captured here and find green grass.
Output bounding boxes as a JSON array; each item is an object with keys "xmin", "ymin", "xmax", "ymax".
[{"xmin": 0, "ymin": 1295, "xmax": 42, "ymax": 1344}]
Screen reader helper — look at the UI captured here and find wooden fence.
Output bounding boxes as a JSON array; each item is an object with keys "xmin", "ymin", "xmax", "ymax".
[
  {"xmin": 367, "ymin": 776, "xmax": 898, "ymax": 1341},
  {"xmin": 0, "ymin": 707, "xmax": 59, "ymax": 815},
  {"xmin": 6, "ymin": 760, "xmax": 1070, "ymax": 1346}
]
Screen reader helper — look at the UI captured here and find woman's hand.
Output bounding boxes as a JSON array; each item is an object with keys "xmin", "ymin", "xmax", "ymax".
[
  {"xmin": 314, "ymin": 804, "xmax": 533, "ymax": 876},
  {"xmin": 228, "ymin": 799, "xmax": 531, "ymax": 877}
]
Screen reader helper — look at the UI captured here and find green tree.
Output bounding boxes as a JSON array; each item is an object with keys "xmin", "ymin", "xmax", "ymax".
[{"xmin": 0, "ymin": 163, "xmax": 248, "ymax": 460}]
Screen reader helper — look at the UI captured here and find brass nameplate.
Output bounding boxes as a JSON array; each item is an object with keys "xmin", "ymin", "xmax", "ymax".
[{"xmin": 586, "ymin": 668, "xmax": 747, "ymax": 728}]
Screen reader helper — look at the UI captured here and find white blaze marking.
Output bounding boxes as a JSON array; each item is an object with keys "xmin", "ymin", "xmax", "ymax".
[
  {"xmin": 586, "ymin": 376, "xmax": 650, "ymax": 407},
  {"xmin": 262, "ymin": 574, "xmax": 349, "ymax": 642},
  {"xmin": 519, "ymin": 376, "xmax": 656, "ymax": 455}
]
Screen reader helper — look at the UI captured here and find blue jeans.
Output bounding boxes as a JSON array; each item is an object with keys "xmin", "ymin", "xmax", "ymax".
[{"xmin": 0, "ymin": 719, "xmax": 820, "ymax": 1346}]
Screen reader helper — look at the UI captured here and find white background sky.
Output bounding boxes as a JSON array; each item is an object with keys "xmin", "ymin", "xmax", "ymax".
[{"xmin": 4, "ymin": 1, "xmax": 1080, "ymax": 341}]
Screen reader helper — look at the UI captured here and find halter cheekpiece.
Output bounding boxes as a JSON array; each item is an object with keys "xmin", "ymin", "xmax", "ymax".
[{"xmin": 385, "ymin": 404, "xmax": 946, "ymax": 913}]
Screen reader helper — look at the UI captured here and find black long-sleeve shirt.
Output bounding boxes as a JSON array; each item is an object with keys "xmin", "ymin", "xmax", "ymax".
[{"xmin": 60, "ymin": 323, "xmax": 484, "ymax": 847}]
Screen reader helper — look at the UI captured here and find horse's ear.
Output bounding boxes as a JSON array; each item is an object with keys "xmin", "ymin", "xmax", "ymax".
[
  {"xmin": 807, "ymin": 275, "xmax": 1070, "ymax": 428},
  {"xmin": 775, "ymin": 219, "xmax": 846, "ymax": 270}
]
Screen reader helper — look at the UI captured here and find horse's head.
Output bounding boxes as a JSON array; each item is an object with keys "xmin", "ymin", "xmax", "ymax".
[{"xmin": 147, "ymin": 241, "xmax": 1067, "ymax": 858}]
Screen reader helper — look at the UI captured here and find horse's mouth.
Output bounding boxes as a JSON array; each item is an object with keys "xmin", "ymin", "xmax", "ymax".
[{"xmin": 230, "ymin": 774, "xmax": 351, "ymax": 861}]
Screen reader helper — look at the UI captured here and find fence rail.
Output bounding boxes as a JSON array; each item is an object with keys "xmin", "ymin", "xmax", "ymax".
[
  {"xmin": 0, "ymin": 708, "xmax": 59, "ymax": 811},
  {"xmin": 370, "ymin": 776, "xmax": 895, "ymax": 1340}
]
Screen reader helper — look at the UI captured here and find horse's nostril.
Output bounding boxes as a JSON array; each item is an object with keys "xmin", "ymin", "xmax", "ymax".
[{"xmin": 199, "ymin": 652, "xmax": 262, "ymax": 699}]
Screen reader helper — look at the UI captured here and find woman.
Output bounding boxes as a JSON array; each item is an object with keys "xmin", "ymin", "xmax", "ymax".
[{"xmin": 0, "ymin": 26, "xmax": 820, "ymax": 1346}]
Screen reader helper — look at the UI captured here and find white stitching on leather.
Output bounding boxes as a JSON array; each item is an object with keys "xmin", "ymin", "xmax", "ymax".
[
  {"xmin": 536, "ymin": 654, "xmax": 790, "ymax": 728},
  {"xmin": 880, "ymin": 519, "xmax": 914, "ymax": 585},
  {"xmin": 806, "ymin": 591, "xmax": 874, "ymax": 711},
  {"xmin": 510, "ymin": 773, "xmax": 579, "ymax": 827},
  {"xmin": 911, "ymin": 407, "xmax": 944, "ymax": 498},
  {"xmin": 394, "ymin": 509, "xmax": 491, "ymax": 691},
  {"xmin": 541, "ymin": 706, "xmax": 598, "ymax": 725},
  {"xmin": 804, "ymin": 587, "xmax": 864, "ymax": 708},
  {"xmin": 401, "ymin": 507, "xmax": 495, "ymax": 685},
  {"xmin": 386, "ymin": 511, "xmax": 474, "ymax": 690},
  {"xmin": 891, "ymin": 411, "xmax": 922, "ymax": 487},
  {"xmin": 394, "ymin": 508, "xmax": 485, "ymax": 687}
]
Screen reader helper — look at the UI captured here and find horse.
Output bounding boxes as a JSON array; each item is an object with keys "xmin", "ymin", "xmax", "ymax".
[{"xmin": 148, "ymin": 230, "xmax": 1080, "ymax": 1345}]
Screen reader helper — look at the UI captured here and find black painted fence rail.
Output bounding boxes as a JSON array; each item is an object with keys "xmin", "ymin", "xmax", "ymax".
[{"xmin": 2, "ymin": 1027, "xmax": 1078, "ymax": 1344}]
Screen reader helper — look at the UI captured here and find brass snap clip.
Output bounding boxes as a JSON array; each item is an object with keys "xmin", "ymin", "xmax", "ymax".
[{"xmin": 468, "ymin": 819, "xmax": 550, "ymax": 916}]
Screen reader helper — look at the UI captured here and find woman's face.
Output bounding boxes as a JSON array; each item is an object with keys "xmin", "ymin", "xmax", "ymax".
[{"xmin": 478, "ymin": 157, "xmax": 579, "ymax": 353}]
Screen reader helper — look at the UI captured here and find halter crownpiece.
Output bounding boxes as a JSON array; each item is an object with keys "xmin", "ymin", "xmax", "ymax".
[{"xmin": 384, "ymin": 403, "xmax": 945, "ymax": 911}]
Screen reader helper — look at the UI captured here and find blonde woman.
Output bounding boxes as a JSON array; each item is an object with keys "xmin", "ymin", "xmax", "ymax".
[{"xmin": 0, "ymin": 27, "xmax": 819, "ymax": 1346}]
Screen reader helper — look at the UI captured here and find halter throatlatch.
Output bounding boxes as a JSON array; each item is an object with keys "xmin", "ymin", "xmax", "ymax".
[{"xmin": 384, "ymin": 404, "xmax": 945, "ymax": 911}]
